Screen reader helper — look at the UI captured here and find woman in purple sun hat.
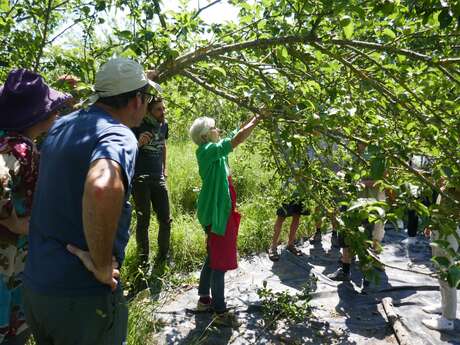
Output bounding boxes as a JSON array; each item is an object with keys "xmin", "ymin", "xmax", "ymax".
[{"xmin": 0, "ymin": 69, "xmax": 70, "ymax": 345}]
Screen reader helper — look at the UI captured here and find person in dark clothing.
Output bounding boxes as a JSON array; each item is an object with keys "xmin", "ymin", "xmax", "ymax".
[
  {"xmin": 404, "ymin": 155, "xmax": 435, "ymax": 244},
  {"xmin": 132, "ymin": 97, "xmax": 172, "ymax": 265}
]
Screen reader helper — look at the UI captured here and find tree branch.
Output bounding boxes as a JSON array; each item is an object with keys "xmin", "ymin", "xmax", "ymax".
[
  {"xmin": 193, "ymin": 0, "xmax": 222, "ymax": 20},
  {"xmin": 152, "ymin": 0, "xmax": 167, "ymax": 29},
  {"xmin": 157, "ymin": 35, "xmax": 458, "ymax": 82},
  {"xmin": 33, "ymin": 0, "xmax": 54, "ymax": 71},
  {"xmin": 47, "ymin": 17, "xmax": 85, "ymax": 44},
  {"xmin": 181, "ymin": 70, "xmax": 258, "ymax": 113}
]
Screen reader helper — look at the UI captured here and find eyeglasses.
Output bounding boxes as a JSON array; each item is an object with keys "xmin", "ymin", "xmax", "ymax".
[{"xmin": 140, "ymin": 92, "xmax": 156, "ymax": 104}]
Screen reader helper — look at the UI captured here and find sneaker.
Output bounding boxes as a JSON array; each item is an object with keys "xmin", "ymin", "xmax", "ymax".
[
  {"xmin": 197, "ymin": 297, "xmax": 213, "ymax": 312},
  {"xmin": 401, "ymin": 237, "xmax": 417, "ymax": 245},
  {"xmin": 309, "ymin": 230, "xmax": 322, "ymax": 244},
  {"xmin": 422, "ymin": 316, "xmax": 454, "ymax": 331},
  {"xmin": 286, "ymin": 244, "xmax": 303, "ymax": 256},
  {"xmin": 327, "ymin": 267, "xmax": 350, "ymax": 281},
  {"xmin": 423, "ymin": 304, "xmax": 442, "ymax": 315},
  {"xmin": 212, "ymin": 311, "xmax": 241, "ymax": 328},
  {"xmin": 268, "ymin": 247, "xmax": 280, "ymax": 262}
]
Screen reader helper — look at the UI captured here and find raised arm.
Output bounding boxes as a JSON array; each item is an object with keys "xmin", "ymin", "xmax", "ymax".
[{"xmin": 231, "ymin": 114, "xmax": 261, "ymax": 149}]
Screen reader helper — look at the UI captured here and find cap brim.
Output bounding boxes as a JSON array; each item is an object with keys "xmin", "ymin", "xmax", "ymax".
[{"xmin": 147, "ymin": 80, "xmax": 162, "ymax": 94}]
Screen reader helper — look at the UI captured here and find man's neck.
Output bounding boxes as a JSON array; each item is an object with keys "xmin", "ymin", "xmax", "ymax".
[{"xmin": 95, "ymin": 102, "xmax": 132, "ymax": 127}]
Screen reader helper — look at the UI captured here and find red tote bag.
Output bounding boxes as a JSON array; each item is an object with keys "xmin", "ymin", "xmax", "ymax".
[{"xmin": 209, "ymin": 177, "xmax": 241, "ymax": 271}]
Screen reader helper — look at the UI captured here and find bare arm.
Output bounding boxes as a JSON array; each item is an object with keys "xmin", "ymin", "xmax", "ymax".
[
  {"xmin": 68, "ymin": 158, "xmax": 125, "ymax": 289},
  {"xmin": 231, "ymin": 114, "xmax": 261, "ymax": 149}
]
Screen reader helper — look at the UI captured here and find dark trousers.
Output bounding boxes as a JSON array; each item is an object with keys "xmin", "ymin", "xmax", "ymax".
[
  {"xmin": 407, "ymin": 191, "xmax": 437, "ymax": 238},
  {"xmin": 23, "ymin": 287, "xmax": 128, "ymax": 345},
  {"xmin": 2, "ymin": 329, "xmax": 30, "ymax": 345},
  {"xmin": 132, "ymin": 177, "xmax": 171, "ymax": 263},
  {"xmin": 407, "ymin": 209, "xmax": 418, "ymax": 237}
]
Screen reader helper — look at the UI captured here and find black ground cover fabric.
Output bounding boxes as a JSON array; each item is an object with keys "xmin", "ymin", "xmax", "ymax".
[{"xmin": 152, "ymin": 228, "xmax": 459, "ymax": 344}]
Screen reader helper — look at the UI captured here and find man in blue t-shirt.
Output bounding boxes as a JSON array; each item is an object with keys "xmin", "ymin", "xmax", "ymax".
[
  {"xmin": 132, "ymin": 97, "xmax": 172, "ymax": 268},
  {"xmin": 22, "ymin": 58, "xmax": 160, "ymax": 345}
]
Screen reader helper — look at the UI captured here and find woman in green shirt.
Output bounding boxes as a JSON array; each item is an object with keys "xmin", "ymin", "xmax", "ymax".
[{"xmin": 189, "ymin": 114, "xmax": 261, "ymax": 327}]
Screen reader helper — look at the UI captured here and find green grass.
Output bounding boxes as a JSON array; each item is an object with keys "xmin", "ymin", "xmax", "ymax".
[
  {"xmin": 25, "ymin": 140, "xmax": 321, "ymax": 345},
  {"xmin": 122, "ymin": 140, "xmax": 322, "ymax": 344}
]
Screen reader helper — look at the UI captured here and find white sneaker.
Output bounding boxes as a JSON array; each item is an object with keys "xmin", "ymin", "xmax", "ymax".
[
  {"xmin": 422, "ymin": 316, "xmax": 454, "ymax": 331},
  {"xmin": 422, "ymin": 304, "xmax": 442, "ymax": 315},
  {"xmin": 401, "ymin": 237, "xmax": 417, "ymax": 245}
]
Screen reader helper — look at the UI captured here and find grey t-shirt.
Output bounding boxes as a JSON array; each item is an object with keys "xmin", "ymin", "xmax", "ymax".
[{"xmin": 132, "ymin": 117, "xmax": 168, "ymax": 179}]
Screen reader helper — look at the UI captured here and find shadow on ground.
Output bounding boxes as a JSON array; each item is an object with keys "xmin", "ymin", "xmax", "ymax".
[{"xmin": 149, "ymin": 229, "xmax": 459, "ymax": 345}]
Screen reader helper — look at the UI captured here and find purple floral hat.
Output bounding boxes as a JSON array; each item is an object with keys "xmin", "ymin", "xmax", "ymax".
[{"xmin": 0, "ymin": 69, "xmax": 71, "ymax": 131}]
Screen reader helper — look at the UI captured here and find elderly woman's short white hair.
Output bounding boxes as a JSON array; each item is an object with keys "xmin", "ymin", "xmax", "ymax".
[{"xmin": 189, "ymin": 117, "xmax": 215, "ymax": 145}]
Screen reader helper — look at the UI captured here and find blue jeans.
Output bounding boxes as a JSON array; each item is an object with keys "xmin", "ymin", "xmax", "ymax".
[{"xmin": 198, "ymin": 255, "xmax": 226, "ymax": 313}]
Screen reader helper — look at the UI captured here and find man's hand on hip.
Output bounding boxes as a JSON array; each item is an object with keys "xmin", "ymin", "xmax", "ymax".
[{"xmin": 67, "ymin": 244, "xmax": 120, "ymax": 291}]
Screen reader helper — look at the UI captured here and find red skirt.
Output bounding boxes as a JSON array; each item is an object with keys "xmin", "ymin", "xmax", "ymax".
[{"xmin": 208, "ymin": 177, "xmax": 240, "ymax": 271}]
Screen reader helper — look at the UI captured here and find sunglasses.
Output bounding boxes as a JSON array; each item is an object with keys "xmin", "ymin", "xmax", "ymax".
[
  {"xmin": 141, "ymin": 92, "xmax": 161, "ymax": 104},
  {"xmin": 140, "ymin": 92, "xmax": 154, "ymax": 104}
]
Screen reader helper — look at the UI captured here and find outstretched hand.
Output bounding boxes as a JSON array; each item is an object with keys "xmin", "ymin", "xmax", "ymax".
[{"xmin": 66, "ymin": 244, "xmax": 120, "ymax": 291}]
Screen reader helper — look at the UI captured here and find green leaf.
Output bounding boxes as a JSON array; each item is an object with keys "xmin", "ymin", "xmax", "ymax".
[
  {"xmin": 380, "ymin": 2, "xmax": 395, "ymax": 16},
  {"xmin": 370, "ymin": 156, "xmax": 385, "ymax": 180},
  {"xmin": 367, "ymin": 206, "xmax": 385, "ymax": 218},
  {"xmin": 212, "ymin": 66, "xmax": 227, "ymax": 78},
  {"xmin": 343, "ymin": 22, "xmax": 354, "ymax": 39},
  {"xmin": 340, "ymin": 16, "xmax": 354, "ymax": 39},
  {"xmin": 280, "ymin": 46, "xmax": 288, "ymax": 60},
  {"xmin": 340, "ymin": 16, "xmax": 352, "ymax": 27},
  {"xmin": 432, "ymin": 256, "xmax": 450, "ymax": 268},
  {"xmin": 382, "ymin": 28, "xmax": 396, "ymax": 40},
  {"xmin": 117, "ymin": 30, "xmax": 132, "ymax": 39},
  {"xmin": 438, "ymin": 8, "xmax": 453, "ymax": 29},
  {"xmin": 82, "ymin": 5, "xmax": 90, "ymax": 15},
  {"xmin": 0, "ymin": 0, "xmax": 9, "ymax": 11},
  {"xmin": 447, "ymin": 265, "xmax": 460, "ymax": 288},
  {"xmin": 95, "ymin": 0, "xmax": 106, "ymax": 11},
  {"xmin": 431, "ymin": 239, "xmax": 451, "ymax": 249},
  {"xmin": 406, "ymin": 121, "xmax": 417, "ymax": 131}
]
